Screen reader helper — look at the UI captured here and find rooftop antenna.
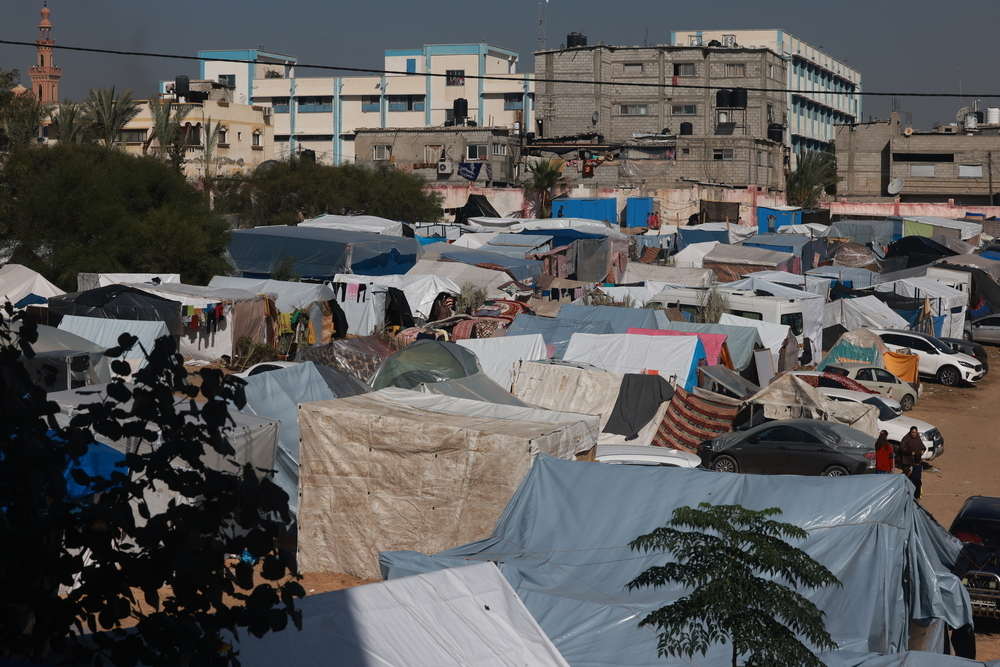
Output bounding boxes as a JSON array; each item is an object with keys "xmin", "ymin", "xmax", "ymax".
[
  {"xmin": 537, "ymin": 0, "xmax": 548, "ymax": 51},
  {"xmin": 644, "ymin": 28, "xmax": 648, "ymax": 47}
]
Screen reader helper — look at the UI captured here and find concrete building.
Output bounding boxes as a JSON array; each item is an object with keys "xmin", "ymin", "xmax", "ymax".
[
  {"xmin": 28, "ymin": 4, "xmax": 61, "ymax": 105},
  {"xmin": 837, "ymin": 111, "xmax": 1000, "ymax": 205},
  {"xmin": 193, "ymin": 44, "xmax": 533, "ymax": 166},
  {"xmin": 669, "ymin": 30, "xmax": 861, "ymax": 158}
]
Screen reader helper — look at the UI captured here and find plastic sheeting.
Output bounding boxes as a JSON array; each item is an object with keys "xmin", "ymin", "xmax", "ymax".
[
  {"xmin": 381, "ymin": 456, "xmax": 972, "ymax": 665},
  {"xmin": 903, "ymin": 216, "xmax": 982, "ymax": 242},
  {"xmin": 296, "ymin": 388, "xmax": 600, "ymax": 578},
  {"xmin": 719, "ymin": 313, "xmax": 797, "ymax": 372},
  {"xmin": 653, "ymin": 321, "xmax": 763, "ymax": 372},
  {"xmin": 407, "ymin": 259, "xmax": 513, "ymax": 299},
  {"xmin": 875, "ymin": 277, "xmax": 968, "ymax": 339},
  {"xmin": 934, "ymin": 254, "xmax": 1000, "ymax": 283},
  {"xmin": 299, "ymin": 214, "xmax": 405, "ymax": 237},
  {"xmin": 506, "ymin": 313, "xmax": 613, "ymax": 359},
  {"xmin": 807, "ymin": 266, "xmax": 882, "ymax": 289},
  {"xmin": 555, "ymin": 304, "xmax": 659, "ymax": 333},
  {"xmin": 628, "ymin": 327, "xmax": 729, "ymax": 367},
  {"xmin": 296, "ymin": 336, "xmax": 392, "ymax": 383},
  {"xmin": 512, "ymin": 360, "xmax": 624, "ymax": 432},
  {"xmin": 823, "ymin": 296, "xmax": 910, "ymax": 331},
  {"xmin": 421, "ymin": 242, "xmax": 542, "ymax": 283},
  {"xmin": 622, "ymin": 263, "xmax": 715, "ymax": 287},
  {"xmin": 743, "ymin": 270, "xmax": 832, "ymax": 298},
  {"xmin": 722, "ymin": 276, "xmax": 825, "ymax": 363},
  {"xmin": 671, "ymin": 241, "xmax": 719, "ymax": 268},
  {"xmin": 818, "ymin": 329, "xmax": 891, "ymax": 372},
  {"xmin": 230, "ymin": 562, "xmax": 572, "ymax": 667},
  {"xmin": 703, "ymin": 243, "xmax": 796, "ymax": 281},
  {"xmin": 370, "ymin": 340, "xmax": 481, "ymax": 390},
  {"xmin": 333, "ymin": 273, "xmax": 461, "ymax": 321},
  {"xmin": 0, "ymin": 264, "xmax": 63, "ymax": 305},
  {"xmin": 747, "ymin": 374, "xmax": 879, "ymax": 435},
  {"xmin": 416, "ymin": 373, "xmax": 530, "ymax": 407},
  {"xmin": 563, "ymin": 333, "xmax": 706, "ymax": 390},
  {"xmin": 57, "ymin": 316, "xmax": 170, "ymax": 375},
  {"xmin": 824, "ymin": 219, "xmax": 899, "ymax": 248},
  {"xmin": 76, "ymin": 273, "xmax": 180, "ymax": 292},
  {"xmin": 208, "ymin": 276, "xmax": 335, "ymax": 314},
  {"xmin": 228, "ymin": 226, "xmax": 424, "ymax": 279},
  {"xmin": 14, "ymin": 321, "xmax": 113, "ymax": 389},
  {"xmin": 458, "ymin": 335, "xmax": 549, "ymax": 390},
  {"xmin": 48, "ymin": 285, "xmax": 183, "ymax": 337}
]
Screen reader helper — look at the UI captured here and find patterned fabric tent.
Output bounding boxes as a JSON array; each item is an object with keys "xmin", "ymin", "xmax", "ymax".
[{"xmin": 651, "ymin": 386, "xmax": 740, "ymax": 452}]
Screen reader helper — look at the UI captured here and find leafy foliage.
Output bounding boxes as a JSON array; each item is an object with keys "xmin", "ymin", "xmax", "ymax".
[
  {"xmin": 786, "ymin": 149, "xmax": 840, "ymax": 209},
  {"xmin": 0, "ymin": 68, "xmax": 48, "ymax": 150},
  {"xmin": 144, "ymin": 96, "xmax": 192, "ymax": 162},
  {"xmin": 83, "ymin": 86, "xmax": 141, "ymax": 148},
  {"xmin": 627, "ymin": 503, "xmax": 840, "ymax": 667},
  {"xmin": 214, "ymin": 158, "xmax": 443, "ymax": 227},
  {"xmin": 50, "ymin": 100, "xmax": 91, "ymax": 145},
  {"xmin": 521, "ymin": 159, "xmax": 563, "ymax": 219},
  {"xmin": 0, "ymin": 143, "xmax": 232, "ymax": 290},
  {"xmin": 0, "ymin": 309, "xmax": 303, "ymax": 665}
]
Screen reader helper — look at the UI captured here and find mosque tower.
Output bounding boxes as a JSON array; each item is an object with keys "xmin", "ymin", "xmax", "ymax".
[{"xmin": 28, "ymin": 2, "xmax": 62, "ymax": 104}]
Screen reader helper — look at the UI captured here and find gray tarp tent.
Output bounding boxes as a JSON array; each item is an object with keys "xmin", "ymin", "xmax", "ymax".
[
  {"xmin": 506, "ymin": 313, "xmax": 613, "ymax": 359},
  {"xmin": 381, "ymin": 456, "xmax": 972, "ymax": 666},
  {"xmin": 555, "ymin": 303, "xmax": 659, "ymax": 333}
]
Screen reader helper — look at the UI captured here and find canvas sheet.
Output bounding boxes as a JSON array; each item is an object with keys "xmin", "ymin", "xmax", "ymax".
[
  {"xmin": 209, "ymin": 276, "xmax": 336, "ymax": 314},
  {"xmin": 300, "ymin": 214, "xmax": 405, "ymax": 237},
  {"xmin": 77, "ymin": 273, "xmax": 180, "ymax": 292},
  {"xmin": 563, "ymin": 333, "xmax": 705, "ymax": 390},
  {"xmin": 650, "ymin": 321, "xmax": 762, "ymax": 372},
  {"xmin": 622, "ymin": 263, "xmax": 714, "ymax": 287},
  {"xmin": 746, "ymin": 374, "xmax": 879, "ymax": 436},
  {"xmin": 230, "ymin": 562, "xmax": 571, "ymax": 667},
  {"xmin": 505, "ymin": 313, "xmax": 613, "ymax": 359},
  {"xmin": 0, "ymin": 264, "xmax": 64, "ymax": 303},
  {"xmin": 555, "ymin": 303, "xmax": 659, "ymax": 333},
  {"xmin": 671, "ymin": 241, "xmax": 719, "ymax": 268},
  {"xmin": 718, "ymin": 313, "xmax": 796, "ymax": 372},
  {"xmin": 817, "ymin": 329, "xmax": 891, "ymax": 372},
  {"xmin": 297, "ymin": 388, "xmax": 599, "ymax": 578},
  {"xmin": 381, "ymin": 456, "xmax": 972, "ymax": 666},
  {"xmin": 333, "ymin": 273, "xmax": 461, "ymax": 321},
  {"xmin": 628, "ymin": 327, "xmax": 728, "ymax": 366},
  {"xmin": 451, "ymin": 232, "xmax": 500, "ymax": 248},
  {"xmin": 824, "ymin": 220, "xmax": 897, "ymax": 248},
  {"xmin": 330, "ymin": 284, "xmax": 388, "ymax": 336},
  {"xmin": 875, "ymin": 277, "xmax": 968, "ymax": 339},
  {"xmin": 823, "ymin": 296, "xmax": 910, "ymax": 331},
  {"xmin": 416, "ymin": 373, "xmax": 530, "ymax": 407},
  {"xmin": 903, "ymin": 216, "xmax": 982, "ymax": 242},
  {"xmin": 407, "ymin": 259, "xmax": 512, "ymax": 299},
  {"xmin": 57, "ymin": 315, "xmax": 169, "ymax": 374},
  {"xmin": 457, "ymin": 334, "xmax": 549, "ymax": 390},
  {"xmin": 512, "ymin": 361, "xmax": 624, "ymax": 431},
  {"xmin": 704, "ymin": 244, "xmax": 796, "ymax": 282},
  {"xmin": 934, "ymin": 253, "xmax": 1000, "ymax": 283}
]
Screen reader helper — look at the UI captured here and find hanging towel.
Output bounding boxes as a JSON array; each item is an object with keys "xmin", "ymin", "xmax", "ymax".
[{"xmin": 346, "ymin": 283, "xmax": 359, "ymax": 300}]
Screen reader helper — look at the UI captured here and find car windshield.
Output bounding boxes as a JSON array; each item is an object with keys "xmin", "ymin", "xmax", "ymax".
[
  {"xmin": 925, "ymin": 336, "xmax": 954, "ymax": 353},
  {"xmin": 863, "ymin": 396, "xmax": 899, "ymax": 421}
]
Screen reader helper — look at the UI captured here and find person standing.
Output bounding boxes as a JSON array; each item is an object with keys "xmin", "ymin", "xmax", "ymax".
[
  {"xmin": 897, "ymin": 426, "xmax": 926, "ymax": 499},
  {"xmin": 874, "ymin": 430, "xmax": 894, "ymax": 474}
]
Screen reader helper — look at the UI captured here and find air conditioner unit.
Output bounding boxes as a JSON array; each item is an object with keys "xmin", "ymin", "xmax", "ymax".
[{"xmin": 438, "ymin": 160, "xmax": 453, "ymax": 174}]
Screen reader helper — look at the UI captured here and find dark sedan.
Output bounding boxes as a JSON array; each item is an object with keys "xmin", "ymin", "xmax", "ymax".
[
  {"xmin": 950, "ymin": 496, "xmax": 1000, "ymax": 618},
  {"xmin": 698, "ymin": 419, "xmax": 876, "ymax": 476},
  {"xmin": 940, "ymin": 337, "xmax": 989, "ymax": 372}
]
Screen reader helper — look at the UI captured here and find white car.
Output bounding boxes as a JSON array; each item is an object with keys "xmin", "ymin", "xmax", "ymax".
[
  {"xmin": 869, "ymin": 329, "xmax": 985, "ymax": 387},
  {"xmin": 819, "ymin": 387, "xmax": 944, "ymax": 461},
  {"xmin": 594, "ymin": 445, "xmax": 702, "ymax": 468},
  {"xmin": 822, "ymin": 362, "xmax": 918, "ymax": 411}
]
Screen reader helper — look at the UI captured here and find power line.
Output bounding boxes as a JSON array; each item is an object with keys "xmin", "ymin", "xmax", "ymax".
[{"xmin": 0, "ymin": 38, "xmax": 996, "ymax": 98}]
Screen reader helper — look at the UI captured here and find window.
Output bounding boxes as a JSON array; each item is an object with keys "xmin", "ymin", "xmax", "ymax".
[
  {"xmin": 446, "ymin": 70, "xmax": 465, "ymax": 86},
  {"xmin": 713, "ymin": 148, "xmax": 735, "ymax": 161},
  {"xmin": 729, "ymin": 309, "xmax": 762, "ymax": 321},
  {"xmin": 855, "ymin": 369, "xmax": 874, "ymax": 382},
  {"xmin": 116, "ymin": 129, "xmax": 147, "ymax": 144},
  {"xmin": 893, "ymin": 153, "xmax": 954, "ymax": 162},
  {"xmin": 271, "ymin": 97, "xmax": 290, "ymax": 113},
  {"xmin": 424, "ymin": 145, "xmax": 443, "ymax": 163},
  {"xmin": 780, "ymin": 312, "xmax": 803, "ymax": 336},
  {"xmin": 671, "ymin": 104, "xmax": 696, "ymax": 115},
  {"xmin": 466, "ymin": 144, "xmax": 487, "ymax": 160},
  {"xmin": 218, "ymin": 128, "xmax": 228, "ymax": 145},
  {"xmin": 362, "ymin": 95, "xmax": 381, "ymax": 112},
  {"xmin": 959, "ymin": 164, "xmax": 984, "ymax": 178},
  {"xmin": 872, "ymin": 369, "xmax": 898, "ymax": 383},
  {"xmin": 623, "ymin": 63, "xmax": 643, "ymax": 74},
  {"xmin": 219, "ymin": 74, "xmax": 236, "ymax": 87},
  {"xmin": 252, "ymin": 131, "xmax": 262, "ymax": 147},
  {"xmin": 504, "ymin": 93, "xmax": 524, "ymax": 110},
  {"xmin": 756, "ymin": 151, "xmax": 763, "ymax": 166},
  {"xmin": 373, "ymin": 145, "xmax": 391, "ymax": 161},
  {"xmin": 673, "ymin": 63, "xmax": 695, "ymax": 77},
  {"xmin": 768, "ymin": 64, "xmax": 776, "ymax": 79},
  {"xmin": 688, "ymin": 35, "xmax": 702, "ymax": 46},
  {"xmin": 388, "ymin": 95, "xmax": 425, "ymax": 111},
  {"xmin": 492, "ymin": 143, "xmax": 507, "ymax": 156},
  {"xmin": 297, "ymin": 96, "xmax": 333, "ymax": 113},
  {"xmin": 767, "ymin": 104, "xmax": 775, "ymax": 122},
  {"xmin": 406, "ymin": 58, "xmax": 416, "ymax": 74},
  {"xmin": 725, "ymin": 63, "xmax": 747, "ymax": 77},
  {"xmin": 183, "ymin": 125, "xmax": 201, "ymax": 146},
  {"xmin": 619, "ymin": 104, "xmax": 648, "ymax": 116},
  {"xmin": 911, "ymin": 164, "xmax": 936, "ymax": 177},
  {"xmin": 680, "ymin": 148, "xmax": 690, "ymax": 155}
]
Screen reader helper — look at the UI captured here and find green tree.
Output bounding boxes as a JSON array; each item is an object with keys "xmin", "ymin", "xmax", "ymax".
[
  {"xmin": 522, "ymin": 159, "xmax": 563, "ymax": 218},
  {"xmin": 785, "ymin": 148, "xmax": 840, "ymax": 209},
  {"xmin": 627, "ymin": 503, "xmax": 840, "ymax": 667},
  {"xmin": 50, "ymin": 99, "xmax": 90, "ymax": 145},
  {"xmin": 83, "ymin": 86, "xmax": 141, "ymax": 148},
  {"xmin": 202, "ymin": 117, "xmax": 222, "ymax": 207},
  {"xmin": 0, "ymin": 143, "xmax": 232, "ymax": 289},
  {"xmin": 0, "ymin": 92, "xmax": 48, "ymax": 149},
  {"xmin": 0, "ymin": 315, "xmax": 303, "ymax": 665},
  {"xmin": 215, "ymin": 158, "xmax": 442, "ymax": 227},
  {"xmin": 143, "ymin": 95, "xmax": 192, "ymax": 159}
]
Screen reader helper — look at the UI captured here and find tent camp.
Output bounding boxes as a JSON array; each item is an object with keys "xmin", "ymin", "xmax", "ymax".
[
  {"xmin": 457, "ymin": 334, "xmax": 548, "ymax": 389},
  {"xmin": 230, "ymin": 562, "xmax": 572, "ymax": 667},
  {"xmin": 420, "ymin": 242, "xmax": 542, "ymax": 283},
  {"xmin": 77, "ymin": 273, "xmax": 181, "ymax": 292},
  {"xmin": 332, "ymin": 273, "xmax": 461, "ymax": 322},
  {"xmin": 15, "ymin": 322, "xmax": 113, "ymax": 390},
  {"xmin": 415, "ymin": 373, "xmax": 531, "ymax": 406},
  {"xmin": 381, "ymin": 456, "xmax": 971, "ymax": 665},
  {"xmin": 0, "ymin": 264, "xmax": 64, "ymax": 306},
  {"xmin": 57, "ymin": 316, "xmax": 170, "ymax": 375},
  {"xmin": 627, "ymin": 327, "xmax": 730, "ymax": 367},
  {"xmin": 228, "ymin": 226, "xmax": 424, "ymax": 279},
  {"xmin": 746, "ymin": 374, "xmax": 879, "ymax": 435},
  {"xmin": 703, "ymin": 243, "xmax": 797, "ymax": 282},
  {"xmin": 902, "ymin": 216, "xmax": 982, "ymax": 244},
  {"xmin": 807, "ymin": 266, "xmax": 881, "ymax": 289},
  {"xmin": 555, "ymin": 303, "xmax": 660, "ymax": 333},
  {"xmin": 563, "ymin": 333, "xmax": 706, "ymax": 390},
  {"xmin": 823, "ymin": 296, "xmax": 910, "ymax": 331},
  {"xmin": 718, "ymin": 313, "xmax": 798, "ymax": 373},
  {"xmin": 875, "ymin": 277, "xmax": 968, "ymax": 339},
  {"xmin": 823, "ymin": 219, "xmax": 899, "ymax": 248},
  {"xmin": 295, "ymin": 336, "xmax": 393, "ymax": 383},
  {"xmin": 670, "ymin": 241, "xmax": 719, "ymax": 269},
  {"xmin": 407, "ymin": 259, "xmax": 514, "ymax": 299},
  {"xmin": 506, "ymin": 313, "xmax": 613, "ymax": 359},
  {"xmin": 299, "ymin": 214, "xmax": 408, "ymax": 237},
  {"xmin": 742, "ymin": 233, "xmax": 822, "ymax": 272},
  {"xmin": 621, "ymin": 263, "xmax": 714, "ymax": 287},
  {"xmin": 296, "ymin": 388, "xmax": 600, "ymax": 578},
  {"xmin": 370, "ymin": 340, "xmax": 482, "ymax": 390},
  {"xmin": 47, "ymin": 285, "xmax": 183, "ymax": 337}
]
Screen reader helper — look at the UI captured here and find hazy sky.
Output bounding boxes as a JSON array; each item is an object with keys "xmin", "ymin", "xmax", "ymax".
[{"xmin": 2, "ymin": 0, "xmax": 998, "ymax": 130}]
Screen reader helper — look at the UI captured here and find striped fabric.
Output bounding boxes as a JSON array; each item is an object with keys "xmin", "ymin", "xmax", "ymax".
[{"xmin": 652, "ymin": 386, "xmax": 740, "ymax": 453}]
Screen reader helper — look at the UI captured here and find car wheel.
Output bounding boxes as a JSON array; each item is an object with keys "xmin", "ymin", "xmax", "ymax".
[
  {"xmin": 899, "ymin": 394, "xmax": 915, "ymax": 411},
  {"xmin": 822, "ymin": 465, "xmax": 850, "ymax": 477},
  {"xmin": 937, "ymin": 366, "xmax": 960, "ymax": 387},
  {"xmin": 711, "ymin": 455, "xmax": 739, "ymax": 473},
  {"xmin": 962, "ymin": 330, "xmax": 973, "ymax": 342}
]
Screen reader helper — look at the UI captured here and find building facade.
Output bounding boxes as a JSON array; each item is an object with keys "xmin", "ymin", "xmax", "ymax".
[
  {"xmin": 669, "ymin": 30, "xmax": 861, "ymax": 158},
  {"xmin": 193, "ymin": 44, "xmax": 533, "ymax": 166},
  {"xmin": 28, "ymin": 4, "xmax": 61, "ymax": 105}
]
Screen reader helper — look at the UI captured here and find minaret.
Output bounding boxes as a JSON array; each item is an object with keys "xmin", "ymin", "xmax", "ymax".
[{"xmin": 28, "ymin": 2, "xmax": 61, "ymax": 104}]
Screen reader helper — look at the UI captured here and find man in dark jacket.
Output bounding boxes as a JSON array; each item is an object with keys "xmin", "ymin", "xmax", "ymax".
[{"xmin": 897, "ymin": 426, "xmax": 926, "ymax": 500}]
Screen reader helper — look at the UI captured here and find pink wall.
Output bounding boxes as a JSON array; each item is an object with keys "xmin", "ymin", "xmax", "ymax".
[{"xmin": 823, "ymin": 198, "xmax": 1000, "ymax": 220}]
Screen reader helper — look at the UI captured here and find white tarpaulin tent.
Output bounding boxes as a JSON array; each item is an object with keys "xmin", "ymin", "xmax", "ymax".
[
  {"xmin": 742, "ymin": 270, "xmax": 831, "ymax": 298},
  {"xmin": 451, "ymin": 232, "xmax": 499, "ymax": 248},
  {"xmin": 875, "ymin": 276, "xmax": 968, "ymax": 339},
  {"xmin": 458, "ymin": 334, "xmax": 548, "ymax": 390},
  {"xmin": 722, "ymin": 276, "xmax": 825, "ymax": 362},
  {"xmin": 0, "ymin": 264, "xmax": 64, "ymax": 304},
  {"xmin": 208, "ymin": 276, "xmax": 335, "ymax": 314},
  {"xmin": 333, "ymin": 272, "xmax": 461, "ymax": 321},
  {"xmin": 823, "ymin": 296, "xmax": 910, "ymax": 331},
  {"xmin": 297, "ymin": 388, "xmax": 600, "ymax": 578},
  {"xmin": 300, "ymin": 214, "xmax": 405, "ymax": 237},
  {"xmin": 671, "ymin": 241, "xmax": 719, "ymax": 268},
  {"xmin": 77, "ymin": 273, "xmax": 181, "ymax": 292},
  {"xmin": 407, "ymin": 259, "xmax": 512, "ymax": 298},
  {"xmin": 718, "ymin": 313, "xmax": 798, "ymax": 373},
  {"xmin": 57, "ymin": 315, "xmax": 169, "ymax": 375},
  {"xmin": 563, "ymin": 333, "xmax": 706, "ymax": 390},
  {"xmin": 621, "ymin": 263, "xmax": 714, "ymax": 287},
  {"xmin": 746, "ymin": 374, "xmax": 880, "ymax": 436},
  {"xmin": 231, "ymin": 562, "xmax": 572, "ymax": 667}
]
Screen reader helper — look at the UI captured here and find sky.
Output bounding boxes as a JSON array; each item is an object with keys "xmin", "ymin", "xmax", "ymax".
[{"xmin": 2, "ymin": 0, "xmax": 998, "ymax": 131}]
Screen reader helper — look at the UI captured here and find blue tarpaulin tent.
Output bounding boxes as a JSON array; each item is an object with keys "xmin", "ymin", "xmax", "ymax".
[
  {"xmin": 676, "ymin": 226, "xmax": 730, "ymax": 250},
  {"xmin": 422, "ymin": 243, "xmax": 543, "ymax": 283},
  {"xmin": 742, "ymin": 233, "xmax": 821, "ymax": 271},
  {"xmin": 756, "ymin": 205, "xmax": 802, "ymax": 232},
  {"xmin": 506, "ymin": 313, "xmax": 613, "ymax": 358},
  {"xmin": 824, "ymin": 219, "xmax": 900, "ymax": 248}
]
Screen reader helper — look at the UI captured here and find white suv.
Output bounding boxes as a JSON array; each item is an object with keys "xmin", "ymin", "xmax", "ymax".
[{"xmin": 869, "ymin": 329, "xmax": 985, "ymax": 387}]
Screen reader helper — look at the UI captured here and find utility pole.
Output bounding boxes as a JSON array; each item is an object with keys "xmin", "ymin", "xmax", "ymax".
[
  {"xmin": 537, "ymin": 0, "xmax": 548, "ymax": 52},
  {"xmin": 989, "ymin": 152, "xmax": 994, "ymax": 207}
]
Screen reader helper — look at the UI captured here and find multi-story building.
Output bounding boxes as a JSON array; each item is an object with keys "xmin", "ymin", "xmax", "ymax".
[
  {"xmin": 669, "ymin": 30, "xmax": 861, "ymax": 159},
  {"xmin": 192, "ymin": 44, "xmax": 533, "ymax": 166}
]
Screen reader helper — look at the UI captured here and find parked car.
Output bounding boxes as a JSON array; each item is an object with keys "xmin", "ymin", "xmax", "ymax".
[
  {"xmin": 823, "ymin": 362, "xmax": 919, "ymax": 411},
  {"xmin": 950, "ymin": 496, "xmax": 1000, "ymax": 618},
  {"xmin": 818, "ymin": 387, "xmax": 943, "ymax": 461},
  {"xmin": 940, "ymin": 337, "xmax": 989, "ymax": 372},
  {"xmin": 964, "ymin": 314, "xmax": 1000, "ymax": 346},
  {"xmin": 774, "ymin": 371, "xmax": 878, "ymax": 395},
  {"xmin": 869, "ymin": 329, "xmax": 985, "ymax": 387},
  {"xmin": 595, "ymin": 445, "xmax": 701, "ymax": 468},
  {"xmin": 697, "ymin": 419, "xmax": 875, "ymax": 476}
]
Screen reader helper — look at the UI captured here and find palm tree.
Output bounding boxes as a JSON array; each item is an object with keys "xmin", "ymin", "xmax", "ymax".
[
  {"xmin": 50, "ymin": 100, "xmax": 88, "ymax": 144},
  {"xmin": 785, "ymin": 148, "xmax": 840, "ymax": 209},
  {"xmin": 202, "ymin": 118, "xmax": 222, "ymax": 208},
  {"xmin": 1, "ymin": 93, "xmax": 49, "ymax": 149},
  {"xmin": 522, "ymin": 159, "xmax": 563, "ymax": 218},
  {"xmin": 144, "ymin": 95, "xmax": 191, "ymax": 157},
  {"xmin": 83, "ymin": 86, "xmax": 141, "ymax": 148}
]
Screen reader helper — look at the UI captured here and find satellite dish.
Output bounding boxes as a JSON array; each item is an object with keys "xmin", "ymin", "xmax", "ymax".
[
  {"xmin": 887, "ymin": 177, "xmax": 905, "ymax": 195},
  {"xmin": 957, "ymin": 106, "xmax": 974, "ymax": 122}
]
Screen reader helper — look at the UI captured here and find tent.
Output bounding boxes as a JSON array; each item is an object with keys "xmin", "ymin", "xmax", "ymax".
[
  {"xmin": 817, "ymin": 329, "xmax": 919, "ymax": 385},
  {"xmin": 484, "ymin": 232, "xmax": 553, "ymax": 258},
  {"xmin": 57, "ymin": 316, "xmax": 170, "ymax": 375},
  {"xmin": 333, "ymin": 273, "xmax": 461, "ymax": 322},
  {"xmin": 420, "ymin": 242, "xmax": 542, "ymax": 283},
  {"xmin": 823, "ymin": 219, "xmax": 899, "ymax": 248},
  {"xmin": 296, "ymin": 388, "xmax": 600, "ymax": 578},
  {"xmin": 555, "ymin": 303, "xmax": 660, "ymax": 333},
  {"xmin": 453, "ymin": 194, "xmax": 502, "ymax": 224},
  {"xmin": 415, "ymin": 373, "xmax": 531, "ymax": 407},
  {"xmin": 513, "ymin": 359, "xmax": 622, "ymax": 423},
  {"xmin": 621, "ymin": 263, "xmax": 714, "ymax": 287},
  {"xmin": 697, "ymin": 364, "xmax": 762, "ymax": 399},
  {"xmin": 702, "ymin": 243, "xmax": 797, "ymax": 281},
  {"xmin": 407, "ymin": 259, "xmax": 514, "ymax": 299},
  {"xmin": 721, "ymin": 276, "xmax": 825, "ymax": 363},
  {"xmin": 875, "ymin": 277, "xmax": 968, "ymax": 339},
  {"xmin": 885, "ymin": 236, "xmax": 959, "ymax": 269},
  {"xmin": 457, "ymin": 334, "xmax": 548, "ymax": 389},
  {"xmin": 451, "ymin": 231, "xmax": 500, "ymax": 248},
  {"xmin": 76, "ymin": 273, "xmax": 181, "ymax": 292},
  {"xmin": 650, "ymin": 385, "xmax": 742, "ymax": 452},
  {"xmin": 47, "ymin": 285, "xmax": 183, "ymax": 337},
  {"xmin": 742, "ymin": 233, "xmax": 821, "ymax": 271},
  {"xmin": 756, "ymin": 204, "xmax": 802, "ymax": 232},
  {"xmin": 15, "ymin": 322, "xmax": 113, "ymax": 390},
  {"xmin": 295, "ymin": 336, "xmax": 393, "ymax": 383},
  {"xmin": 902, "ymin": 216, "xmax": 982, "ymax": 244},
  {"xmin": 627, "ymin": 327, "xmax": 730, "ymax": 367},
  {"xmin": 299, "ymin": 214, "xmax": 407, "ymax": 237},
  {"xmin": 745, "ymin": 374, "xmax": 879, "ymax": 435},
  {"xmin": 370, "ymin": 340, "xmax": 481, "ymax": 390},
  {"xmin": 381, "ymin": 456, "xmax": 971, "ymax": 665},
  {"xmin": 670, "ymin": 240, "xmax": 719, "ymax": 268},
  {"xmin": 208, "ymin": 276, "xmax": 334, "ymax": 314},
  {"xmin": 227, "ymin": 226, "xmax": 424, "ymax": 279},
  {"xmin": 230, "ymin": 562, "xmax": 571, "ymax": 667},
  {"xmin": 741, "ymin": 270, "xmax": 831, "ymax": 297},
  {"xmin": 807, "ymin": 266, "xmax": 881, "ymax": 289},
  {"xmin": 718, "ymin": 313, "xmax": 798, "ymax": 373},
  {"xmin": 823, "ymin": 296, "xmax": 909, "ymax": 331},
  {"xmin": 506, "ymin": 313, "xmax": 613, "ymax": 359},
  {"xmin": 933, "ymin": 254, "xmax": 1000, "ymax": 283},
  {"xmin": 0, "ymin": 264, "xmax": 64, "ymax": 305},
  {"xmin": 656, "ymin": 321, "xmax": 764, "ymax": 372},
  {"xmin": 563, "ymin": 333, "xmax": 706, "ymax": 390}
]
